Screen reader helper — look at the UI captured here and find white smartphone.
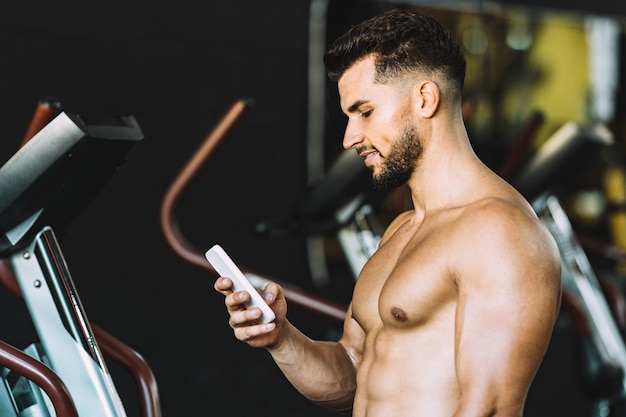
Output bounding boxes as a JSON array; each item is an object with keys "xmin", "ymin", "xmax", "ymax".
[{"xmin": 205, "ymin": 244, "xmax": 276, "ymax": 323}]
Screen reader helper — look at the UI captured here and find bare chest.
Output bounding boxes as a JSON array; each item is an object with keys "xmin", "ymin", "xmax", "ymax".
[{"xmin": 351, "ymin": 220, "xmax": 458, "ymax": 331}]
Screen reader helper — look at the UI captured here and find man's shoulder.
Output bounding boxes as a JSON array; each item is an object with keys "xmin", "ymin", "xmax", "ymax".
[
  {"xmin": 453, "ymin": 195, "xmax": 559, "ymax": 269},
  {"xmin": 459, "ymin": 195, "xmax": 539, "ymax": 231}
]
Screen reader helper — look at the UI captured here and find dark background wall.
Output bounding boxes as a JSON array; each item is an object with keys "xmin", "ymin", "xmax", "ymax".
[
  {"xmin": 0, "ymin": 1, "xmax": 332, "ymax": 416},
  {"xmin": 0, "ymin": 1, "xmax": 620, "ymax": 416}
]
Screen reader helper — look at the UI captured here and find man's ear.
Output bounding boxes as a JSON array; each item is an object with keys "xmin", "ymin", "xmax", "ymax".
[{"xmin": 413, "ymin": 80, "xmax": 440, "ymax": 118}]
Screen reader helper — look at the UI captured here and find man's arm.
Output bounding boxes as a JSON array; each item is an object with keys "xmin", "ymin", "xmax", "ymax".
[
  {"xmin": 451, "ymin": 205, "xmax": 561, "ymax": 417},
  {"xmin": 215, "ymin": 279, "xmax": 364, "ymax": 413},
  {"xmin": 267, "ymin": 303, "xmax": 363, "ymax": 412}
]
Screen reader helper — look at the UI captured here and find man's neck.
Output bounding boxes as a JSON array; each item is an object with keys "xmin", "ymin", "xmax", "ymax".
[{"xmin": 406, "ymin": 125, "xmax": 486, "ymax": 217}]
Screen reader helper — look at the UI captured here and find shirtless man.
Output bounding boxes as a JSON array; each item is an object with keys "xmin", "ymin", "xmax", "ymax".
[{"xmin": 215, "ymin": 9, "xmax": 561, "ymax": 417}]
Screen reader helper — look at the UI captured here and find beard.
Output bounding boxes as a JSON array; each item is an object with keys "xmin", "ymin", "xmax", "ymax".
[{"xmin": 371, "ymin": 124, "xmax": 423, "ymax": 191}]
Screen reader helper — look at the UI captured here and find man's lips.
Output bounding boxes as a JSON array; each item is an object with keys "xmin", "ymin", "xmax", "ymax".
[{"xmin": 358, "ymin": 149, "xmax": 380, "ymax": 167}]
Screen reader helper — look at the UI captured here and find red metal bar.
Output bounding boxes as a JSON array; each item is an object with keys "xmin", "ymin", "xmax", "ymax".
[
  {"xmin": 0, "ymin": 340, "xmax": 78, "ymax": 417},
  {"xmin": 159, "ymin": 99, "xmax": 347, "ymax": 323},
  {"xmin": 92, "ymin": 326, "xmax": 162, "ymax": 417},
  {"xmin": 20, "ymin": 98, "xmax": 62, "ymax": 146}
]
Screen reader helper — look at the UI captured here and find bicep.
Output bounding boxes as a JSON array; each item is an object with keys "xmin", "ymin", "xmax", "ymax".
[{"xmin": 454, "ymin": 222, "xmax": 561, "ymax": 413}]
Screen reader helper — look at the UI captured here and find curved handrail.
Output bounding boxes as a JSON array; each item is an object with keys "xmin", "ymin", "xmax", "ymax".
[
  {"xmin": 0, "ymin": 339, "xmax": 79, "ymax": 417},
  {"xmin": 93, "ymin": 326, "xmax": 162, "ymax": 417},
  {"xmin": 159, "ymin": 99, "xmax": 347, "ymax": 322}
]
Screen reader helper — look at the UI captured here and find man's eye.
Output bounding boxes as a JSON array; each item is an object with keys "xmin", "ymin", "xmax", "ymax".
[{"xmin": 362, "ymin": 109, "xmax": 373, "ymax": 118}]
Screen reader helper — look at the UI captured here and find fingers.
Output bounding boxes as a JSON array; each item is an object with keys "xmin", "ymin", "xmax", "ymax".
[
  {"xmin": 227, "ymin": 301, "xmax": 276, "ymax": 343},
  {"xmin": 233, "ymin": 321, "xmax": 276, "ymax": 342},
  {"xmin": 262, "ymin": 281, "xmax": 281, "ymax": 305},
  {"xmin": 215, "ymin": 277, "xmax": 275, "ymax": 302},
  {"xmin": 214, "ymin": 277, "xmax": 233, "ymax": 294},
  {"xmin": 224, "ymin": 288, "xmax": 268, "ymax": 325},
  {"xmin": 228, "ymin": 301, "xmax": 262, "ymax": 326},
  {"xmin": 216, "ymin": 277, "xmax": 279, "ymax": 308},
  {"xmin": 224, "ymin": 288, "xmax": 250, "ymax": 316},
  {"xmin": 215, "ymin": 277, "xmax": 255, "ymax": 311},
  {"xmin": 214, "ymin": 276, "xmax": 281, "ymax": 346}
]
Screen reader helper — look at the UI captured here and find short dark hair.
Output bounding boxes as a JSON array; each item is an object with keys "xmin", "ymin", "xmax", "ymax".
[{"xmin": 324, "ymin": 9, "xmax": 466, "ymax": 94}]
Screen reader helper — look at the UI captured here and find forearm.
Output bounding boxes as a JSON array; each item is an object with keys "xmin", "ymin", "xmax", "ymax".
[{"xmin": 267, "ymin": 320, "xmax": 357, "ymax": 412}]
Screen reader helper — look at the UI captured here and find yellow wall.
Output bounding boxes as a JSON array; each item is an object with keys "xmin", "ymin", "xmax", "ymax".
[{"xmin": 520, "ymin": 13, "xmax": 590, "ymax": 143}]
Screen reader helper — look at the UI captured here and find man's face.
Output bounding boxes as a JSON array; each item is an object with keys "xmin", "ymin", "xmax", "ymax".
[{"xmin": 338, "ymin": 56, "xmax": 421, "ymax": 191}]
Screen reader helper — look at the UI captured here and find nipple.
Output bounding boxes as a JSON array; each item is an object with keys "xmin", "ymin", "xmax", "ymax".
[{"xmin": 391, "ymin": 307, "xmax": 408, "ymax": 322}]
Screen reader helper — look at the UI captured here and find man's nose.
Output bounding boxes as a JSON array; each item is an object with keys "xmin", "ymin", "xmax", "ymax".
[{"xmin": 342, "ymin": 119, "xmax": 363, "ymax": 149}]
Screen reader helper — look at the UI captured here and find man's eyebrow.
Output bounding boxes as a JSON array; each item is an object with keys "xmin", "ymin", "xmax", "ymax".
[{"xmin": 347, "ymin": 100, "xmax": 370, "ymax": 114}]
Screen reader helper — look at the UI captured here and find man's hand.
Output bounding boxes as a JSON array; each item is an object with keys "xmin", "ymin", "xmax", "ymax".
[{"xmin": 214, "ymin": 278, "xmax": 287, "ymax": 348}]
